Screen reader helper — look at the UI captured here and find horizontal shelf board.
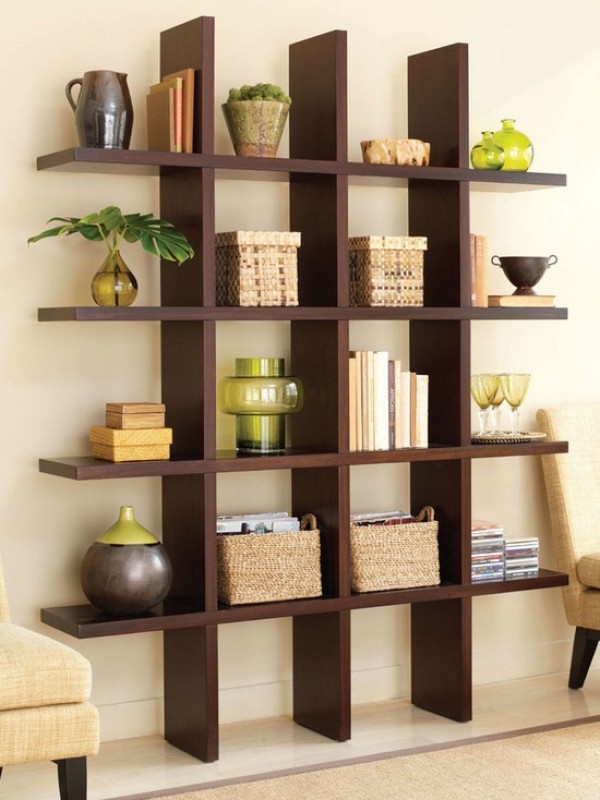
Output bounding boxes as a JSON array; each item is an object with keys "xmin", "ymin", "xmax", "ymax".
[
  {"xmin": 36, "ymin": 148, "xmax": 567, "ymax": 187},
  {"xmin": 37, "ymin": 306, "xmax": 568, "ymax": 322},
  {"xmin": 39, "ymin": 441, "xmax": 568, "ymax": 480},
  {"xmin": 41, "ymin": 570, "xmax": 567, "ymax": 638}
]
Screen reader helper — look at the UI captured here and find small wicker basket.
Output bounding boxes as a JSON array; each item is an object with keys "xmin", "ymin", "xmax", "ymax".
[
  {"xmin": 216, "ymin": 230, "xmax": 300, "ymax": 307},
  {"xmin": 350, "ymin": 506, "xmax": 440, "ymax": 592},
  {"xmin": 217, "ymin": 513, "xmax": 322, "ymax": 605},
  {"xmin": 349, "ymin": 235, "xmax": 427, "ymax": 307}
]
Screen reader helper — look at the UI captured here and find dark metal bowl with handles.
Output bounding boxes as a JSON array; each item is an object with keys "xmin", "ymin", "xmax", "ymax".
[{"xmin": 491, "ymin": 254, "xmax": 557, "ymax": 295}]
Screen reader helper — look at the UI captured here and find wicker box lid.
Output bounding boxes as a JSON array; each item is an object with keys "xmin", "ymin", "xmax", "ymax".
[
  {"xmin": 349, "ymin": 235, "xmax": 427, "ymax": 251},
  {"xmin": 216, "ymin": 230, "xmax": 301, "ymax": 247}
]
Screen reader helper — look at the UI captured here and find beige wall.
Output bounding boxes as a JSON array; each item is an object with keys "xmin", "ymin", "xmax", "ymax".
[{"xmin": 1, "ymin": 0, "xmax": 599, "ymax": 741}]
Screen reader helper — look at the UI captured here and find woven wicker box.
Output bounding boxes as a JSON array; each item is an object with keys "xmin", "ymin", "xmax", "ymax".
[
  {"xmin": 216, "ymin": 230, "xmax": 300, "ymax": 307},
  {"xmin": 90, "ymin": 425, "xmax": 172, "ymax": 462},
  {"xmin": 350, "ymin": 506, "xmax": 439, "ymax": 592},
  {"xmin": 349, "ymin": 235, "xmax": 427, "ymax": 307},
  {"xmin": 217, "ymin": 514, "xmax": 322, "ymax": 605}
]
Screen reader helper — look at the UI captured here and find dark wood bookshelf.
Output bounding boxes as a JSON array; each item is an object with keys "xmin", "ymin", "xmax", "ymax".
[{"xmin": 36, "ymin": 16, "xmax": 569, "ymax": 763}]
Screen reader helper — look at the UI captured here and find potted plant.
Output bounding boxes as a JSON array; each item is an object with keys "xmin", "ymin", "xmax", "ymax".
[
  {"xmin": 222, "ymin": 82, "xmax": 292, "ymax": 158},
  {"xmin": 28, "ymin": 205, "xmax": 194, "ymax": 307}
]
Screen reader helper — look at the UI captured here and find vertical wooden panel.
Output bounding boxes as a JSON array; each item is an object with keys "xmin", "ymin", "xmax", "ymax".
[
  {"xmin": 407, "ymin": 43, "xmax": 469, "ymax": 169},
  {"xmin": 411, "ymin": 598, "xmax": 472, "ymax": 721},
  {"xmin": 164, "ymin": 625, "xmax": 219, "ymax": 762},
  {"xmin": 293, "ymin": 611, "xmax": 351, "ymax": 741}
]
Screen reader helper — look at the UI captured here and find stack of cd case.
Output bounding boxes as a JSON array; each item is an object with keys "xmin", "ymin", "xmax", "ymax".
[{"xmin": 471, "ymin": 520, "xmax": 505, "ymax": 582}]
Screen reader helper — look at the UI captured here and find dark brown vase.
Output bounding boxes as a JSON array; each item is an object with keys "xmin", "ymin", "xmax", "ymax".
[
  {"xmin": 80, "ymin": 506, "xmax": 172, "ymax": 615},
  {"xmin": 65, "ymin": 70, "xmax": 133, "ymax": 149}
]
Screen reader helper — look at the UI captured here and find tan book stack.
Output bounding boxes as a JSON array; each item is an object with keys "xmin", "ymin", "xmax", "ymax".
[{"xmin": 90, "ymin": 402, "xmax": 171, "ymax": 462}]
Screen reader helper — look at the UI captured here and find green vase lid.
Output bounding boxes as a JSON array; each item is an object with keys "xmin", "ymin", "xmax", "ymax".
[{"xmin": 96, "ymin": 506, "xmax": 159, "ymax": 545}]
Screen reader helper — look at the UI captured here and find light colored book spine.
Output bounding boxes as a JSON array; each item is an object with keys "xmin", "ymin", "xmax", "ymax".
[
  {"xmin": 414, "ymin": 373, "xmax": 429, "ymax": 448},
  {"xmin": 149, "ymin": 76, "xmax": 183, "ymax": 152},
  {"xmin": 349, "ymin": 354, "xmax": 357, "ymax": 451},
  {"xmin": 398, "ymin": 370, "xmax": 412, "ymax": 448},
  {"xmin": 373, "ymin": 351, "xmax": 390, "ymax": 450},
  {"xmin": 392, "ymin": 360, "xmax": 403, "ymax": 449}
]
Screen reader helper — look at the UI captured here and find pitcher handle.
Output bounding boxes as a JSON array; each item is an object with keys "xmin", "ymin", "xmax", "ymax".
[
  {"xmin": 547, "ymin": 255, "xmax": 558, "ymax": 267},
  {"xmin": 65, "ymin": 78, "xmax": 82, "ymax": 112},
  {"xmin": 491, "ymin": 255, "xmax": 502, "ymax": 267}
]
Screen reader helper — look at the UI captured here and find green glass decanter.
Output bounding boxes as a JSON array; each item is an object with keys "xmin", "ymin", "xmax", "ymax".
[
  {"xmin": 492, "ymin": 119, "xmax": 533, "ymax": 171},
  {"xmin": 470, "ymin": 131, "xmax": 505, "ymax": 170}
]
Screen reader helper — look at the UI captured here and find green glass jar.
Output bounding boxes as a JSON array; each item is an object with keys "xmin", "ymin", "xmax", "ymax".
[
  {"xmin": 492, "ymin": 119, "xmax": 533, "ymax": 171},
  {"xmin": 470, "ymin": 131, "xmax": 505, "ymax": 170},
  {"xmin": 218, "ymin": 357, "xmax": 304, "ymax": 454}
]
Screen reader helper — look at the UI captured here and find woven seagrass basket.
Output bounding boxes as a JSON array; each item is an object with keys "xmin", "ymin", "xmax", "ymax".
[
  {"xmin": 350, "ymin": 505, "xmax": 439, "ymax": 592},
  {"xmin": 216, "ymin": 230, "xmax": 300, "ymax": 307},
  {"xmin": 217, "ymin": 513, "xmax": 321, "ymax": 605},
  {"xmin": 349, "ymin": 235, "xmax": 427, "ymax": 307}
]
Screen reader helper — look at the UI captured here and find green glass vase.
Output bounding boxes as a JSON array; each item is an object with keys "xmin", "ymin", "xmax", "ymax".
[
  {"xmin": 91, "ymin": 249, "xmax": 138, "ymax": 307},
  {"xmin": 218, "ymin": 357, "xmax": 304, "ymax": 454},
  {"xmin": 470, "ymin": 131, "xmax": 505, "ymax": 170},
  {"xmin": 492, "ymin": 119, "xmax": 533, "ymax": 171}
]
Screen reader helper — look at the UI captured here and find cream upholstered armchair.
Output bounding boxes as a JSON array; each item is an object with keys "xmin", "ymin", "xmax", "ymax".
[
  {"xmin": 0, "ymin": 554, "xmax": 99, "ymax": 799},
  {"xmin": 538, "ymin": 403, "xmax": 600, "ymax": 689}
]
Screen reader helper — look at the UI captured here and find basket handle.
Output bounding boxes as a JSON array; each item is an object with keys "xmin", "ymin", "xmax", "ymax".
[
  {"xmin": 415, "ymin": 506, "xmax": 435, "ymax": 522},
  {"xmin": 300, "ymin": 513, "xmax": 318, "ymax": 530}
]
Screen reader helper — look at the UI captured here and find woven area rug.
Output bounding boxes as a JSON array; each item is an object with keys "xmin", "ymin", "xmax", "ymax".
[{"xmin": 118, "ymin": 717, "xmax": 600, "ymax": 800}]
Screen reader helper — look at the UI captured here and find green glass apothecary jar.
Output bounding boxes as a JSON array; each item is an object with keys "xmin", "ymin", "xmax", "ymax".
[
  {"xmin": 218, "ymin": 357, "xmax": 304, "ymax": 454},
  {"xmin": 492, "ymin": 119, "xmax": 533, "ymax": 171},
  {"xmin": 470, "ymin": 131, "xmax": 505, "ymax": 170}
]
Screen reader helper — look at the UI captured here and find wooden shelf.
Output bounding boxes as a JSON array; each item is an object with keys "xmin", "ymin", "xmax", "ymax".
[
  {"xmin": 41, "ymin": 569, "xmax": 567, "ymax": 639},
  {"xmin": 39, "ymin": 441, "xmax": 569, "ymax": 480},
  {"xmin": 37, "ymin": 305, "xmax": 568, "ymax": 322},
  {"xmin": 36, "ymin": 146, "xmax": 567, "ymax": 187}
]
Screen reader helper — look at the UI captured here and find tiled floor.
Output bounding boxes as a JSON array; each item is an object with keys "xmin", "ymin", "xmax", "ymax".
[{"xmin": 3, "ymin": 668, "xmax": 600, "ymax": 800}]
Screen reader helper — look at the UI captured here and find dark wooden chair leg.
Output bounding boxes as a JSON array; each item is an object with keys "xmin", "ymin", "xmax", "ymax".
[
  {"xmin": 55, "ymin": 756, "xmax": 87, "ymax": 800},
  {"xmin": 568, "ymin": 626, "xmax": 600, "ymax": 689}
]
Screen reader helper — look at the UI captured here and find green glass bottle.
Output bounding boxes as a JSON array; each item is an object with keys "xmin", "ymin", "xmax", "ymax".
[
  {"xmin": 218, "ymin": 357, "xmax": 304, "ymax": 454},
  {"xmin": 470, "ymin": 131, "xmax": 505, "ymax": 170},
  {"xmin": 492, "ymin": 119, "xmax": 533, "ymax": 171}
]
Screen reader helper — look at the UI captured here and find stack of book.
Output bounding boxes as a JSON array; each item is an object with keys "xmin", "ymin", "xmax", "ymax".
[
  {"xmin": 471, "ymin": 519, "xmax": 505, "ymax": 582},
  {"xmin": 89, "ymin": 402, "xmax": 171, "ymax": 462},
  {"xmin": 470, "ymin": 233, "xmax": 488, "ymax": 307},
  {"xmin": 349, "ymin": 351, "xmax": 428, "ymax": 451},
  {"xmin": 146, "ymin": 68, "xmax": 195, "ymax": 153},
  {"xmin": 504, "ymin": 537, "xmax": 539, "ymax": 579},
  {"xmin": 217, "ymin": 511, "xmax": 299, "ymax": 535}
]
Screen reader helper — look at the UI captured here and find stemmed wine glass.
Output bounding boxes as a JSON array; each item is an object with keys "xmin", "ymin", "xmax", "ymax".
[
  {"xmin": 499, "ymin": 373, "xmax": 530, "ymax": 434},
  {"xmin": 488, "ymin": 378, "xmax": 505, "ymax": 434},
  {"xmin": 470, "ymin": 374, "xmax": 500, "ymax": 435}
]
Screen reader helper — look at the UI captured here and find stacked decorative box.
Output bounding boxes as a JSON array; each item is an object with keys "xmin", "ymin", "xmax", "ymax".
[
  {"xmin": 349, "ymin": 235, "xmax": 427, "ymax": 307},
  {"xmin": 90, "ymin": 402, "xmax": 172, "ymax": 462},
  {"xmin": 216, "ymin": 230, "xmax": 301, "ymax": 306}
]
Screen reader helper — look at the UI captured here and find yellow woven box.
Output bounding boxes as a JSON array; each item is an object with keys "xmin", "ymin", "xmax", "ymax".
[
  {"xmin": 90, "ymin": 426, "xmax": 172, "ymax": 462},
  {"xmin": 350, "ymin": 506, "xmax": 440, "ymax": 592},
  {"xmin": 217, "ymin": 514, "xmax": 322, "ymax": 605},
  {"xmin": 216, "ymin": 230, "xmax": 300, "ymax": 307},
  {"xmin": 91, "ymin": 443, "xmax": 171, "ymax": 463},
  {"xmin": 89, "ymin": 426, "xmax": 173, "ymax": 446},
  {"xmin": 349, "ymin": 235, "xmax": 427, "ymax": 307}
]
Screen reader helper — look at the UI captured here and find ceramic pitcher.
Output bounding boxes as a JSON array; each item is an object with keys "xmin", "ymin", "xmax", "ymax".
[{"xmin": 65, "ymin": 70, "xmax": 133, "ymax": 149}]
